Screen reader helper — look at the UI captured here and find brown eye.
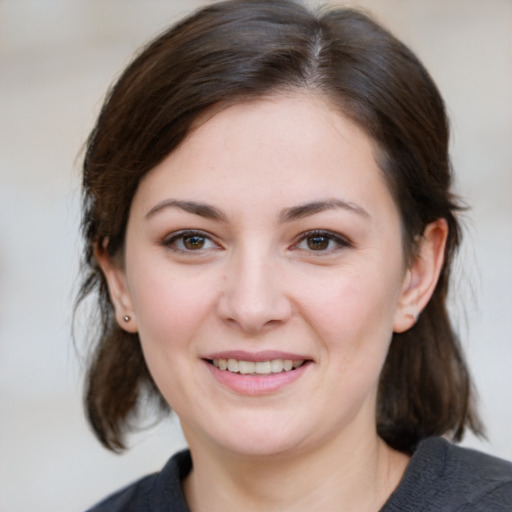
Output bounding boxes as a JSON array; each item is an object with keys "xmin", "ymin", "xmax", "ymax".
[
  {"xmin": 293, "ymin": 230, "xmax": 352, "ymax": 254},
  {"xmin": 183, "ymin": 235, "xmax": 206, "ymax": 250},
  {"xmin": 163, "ymin": 230, "xmax": 219, "ymax": 252},
  {"xmin": 307, "ymin": 236, "xmax": 329, "ymax": 251}
]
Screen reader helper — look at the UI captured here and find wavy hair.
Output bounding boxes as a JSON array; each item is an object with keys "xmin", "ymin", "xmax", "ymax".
[{"xmin": 77, "ymin": 0, "xmax": 483, "ymax": 452}]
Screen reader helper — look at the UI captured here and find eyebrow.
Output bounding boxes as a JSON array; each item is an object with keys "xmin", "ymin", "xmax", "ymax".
[
  {"xmin": 279, "ymin": 199, "xmax": 370, "ymax": 223},
  {"xmin": 145, "ymin": 199, "xmax": 228, "ymax": 222},
  {"xmin": 145, "ymin": 197, "xmax": 369, "ymax": 223}
]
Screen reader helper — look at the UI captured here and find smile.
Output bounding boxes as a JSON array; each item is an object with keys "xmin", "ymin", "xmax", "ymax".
[
  {"xmin": 211, "ymin": 358, "xmax": 305, "ymax": 375},
  {"xmin": 204, "ymin": 353, "xmax": 311, "ymax": 395}
]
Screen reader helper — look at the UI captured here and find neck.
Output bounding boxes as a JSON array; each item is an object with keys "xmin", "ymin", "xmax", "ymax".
[{"xmin": 183, "ymin": 425, "xmax": 409, "ymax": 512}]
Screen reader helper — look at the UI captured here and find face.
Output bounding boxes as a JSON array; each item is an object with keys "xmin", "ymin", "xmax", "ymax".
[{"xmin": 105, "ymin": 94, "xmax": 422, "ymax": 457}]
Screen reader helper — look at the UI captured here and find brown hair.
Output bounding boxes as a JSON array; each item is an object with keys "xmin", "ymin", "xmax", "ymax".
[{"xmin": 77, "ymin": 0, "xmax": 483, "ymax": 453}]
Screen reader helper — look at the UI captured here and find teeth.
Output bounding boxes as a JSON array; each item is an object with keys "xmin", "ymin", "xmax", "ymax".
[
  {"xmin": 271, "ymin": 359, "xmax": 283, "ymax": 373},
  {"xmin": 238, "ymin": 361, "xmax": 255, "ymax": 374},
  {"xmin": 212, "ymin": 358, "xmax": 305, "ymax": 375},
  {"xmin": 255, "ymin": 361, "xmax": 271, "ymax": 374}
]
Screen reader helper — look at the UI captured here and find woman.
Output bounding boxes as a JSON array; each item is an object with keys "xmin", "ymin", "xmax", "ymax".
[{"xmin": 79, "ymin": 0, "xmax": 512, "ymax": 510}]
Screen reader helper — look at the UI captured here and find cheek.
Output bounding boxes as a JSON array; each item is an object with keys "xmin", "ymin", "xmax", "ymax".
[
  {"xmin": 128, "ymin": 261, "xmax": 218, "ymax": 350},
  {"xmin": 302, "ymin": 272, "xmax": 399, "ymax": 335},
  {"xmin": 295, "ymin": 266, "xmax": 402, "ymax": 368},
  {"xmin": 127, "ymin": 263, "xmax": 221, "ymax": 411}
]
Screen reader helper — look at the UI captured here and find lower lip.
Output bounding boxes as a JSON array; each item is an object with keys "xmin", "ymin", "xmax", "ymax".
[{"xmin": 204, "ymin": 360, "xmax": 310, "ymax": 396}]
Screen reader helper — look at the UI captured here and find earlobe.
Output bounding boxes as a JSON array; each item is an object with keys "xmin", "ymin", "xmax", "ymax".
[
  {"xmin": 393, "ymin": 219, "xmax": 448, "ymax": 333},
  {"xmin": 94, "ymin": 242, "xmax": 138, "ymax": 333}
]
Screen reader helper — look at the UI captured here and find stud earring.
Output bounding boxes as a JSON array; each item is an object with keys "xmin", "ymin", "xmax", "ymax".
[
  {"xmin": 123, "ymin": 315, "xmax": 131, "ymax": 322},
  {"xmin": 406, "ymin": 312, "xmax": 417, "ymax": 322}
]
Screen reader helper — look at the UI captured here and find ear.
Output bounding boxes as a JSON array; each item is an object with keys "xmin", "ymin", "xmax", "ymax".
[
  {"xmin": 393, "ymin": 219, "xmax": 448, "ymax": 333},
  {"xmin": 94, "ymin": 242, "xmax": 138, "ymax": 333}
]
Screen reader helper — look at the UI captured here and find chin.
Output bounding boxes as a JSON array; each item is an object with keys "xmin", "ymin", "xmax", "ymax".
[
  {"xmin": 185, "ymin": 411, "xmax": 322, "ymax": 459},
  {"xmin": 219, "ymin": 431, "xmax": 307, "ymax": 458}
]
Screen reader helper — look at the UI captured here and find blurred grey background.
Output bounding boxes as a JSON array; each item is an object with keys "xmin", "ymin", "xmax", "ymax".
[{"xmin": 1, "ymin": 1, "xmax": 511, "ymax": 510}]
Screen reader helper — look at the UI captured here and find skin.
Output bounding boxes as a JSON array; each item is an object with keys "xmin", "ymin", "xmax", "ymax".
[{"xmin": 98, "ymin": 93, "xmax": 447, "ymax": 511}]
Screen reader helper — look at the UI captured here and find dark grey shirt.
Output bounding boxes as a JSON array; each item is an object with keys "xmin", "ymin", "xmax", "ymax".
[{"xmin": 87, "ymin": 437, "xmax": 512, "ymax": 511}]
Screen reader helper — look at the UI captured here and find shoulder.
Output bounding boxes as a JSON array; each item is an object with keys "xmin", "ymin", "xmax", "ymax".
[
  {"xmin": 85, "ymin": 450, "xmax": 192, "ymax": 512},
  {"xmin": 383, "ymin": 437, "xmax": 512, "ymax": 512},
  {"xmin": 85, "ymin": 473, "xmax": 156, "ymax": 512},
  {"xmin": 441, "ymin": 438, "xmax": 512, "ymax": 510},
  {"xmin": 441, "ymin": 440, "xmax": 512, "ymax": 512}
]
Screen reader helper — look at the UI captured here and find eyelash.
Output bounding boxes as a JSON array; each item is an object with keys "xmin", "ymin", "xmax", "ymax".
[
  {"xmin": 161, "ymin": 230, "xmax": 221, "ymax": 253},
  {"xmin": 292, "ymin": 230, "xmax": 353, "ymax": 253},
  {"xmin": 162, "ymin": 229, "xmax": 352, "ymax": 255}
]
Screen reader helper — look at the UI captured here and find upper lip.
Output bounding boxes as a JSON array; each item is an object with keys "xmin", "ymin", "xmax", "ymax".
[{"xmin": 203, "ymin": 350, "xmax": 312, "ymax": 362}]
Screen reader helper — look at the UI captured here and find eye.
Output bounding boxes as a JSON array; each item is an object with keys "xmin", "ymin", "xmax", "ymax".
[
  {"xmin": 293, "ymin": 230, "xmax": 352, "ymax": 253},
  {"xmin": 162, "ymin": 230, "xmax": 220, "ymax": 252}
]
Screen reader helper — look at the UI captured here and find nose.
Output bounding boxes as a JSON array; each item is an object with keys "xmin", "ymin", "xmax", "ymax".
[{"xmin": 216, "ymin": 248, "xmax": 293, "ymax": 334}]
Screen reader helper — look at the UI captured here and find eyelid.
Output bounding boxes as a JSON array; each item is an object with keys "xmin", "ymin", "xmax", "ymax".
[
  {"xmin": 161, "ymin": 229, "xmax": 222, "ymax": 252},
  {"xmin": 291, "ymin": 229, "xmax": 353, "ymax": 252}
]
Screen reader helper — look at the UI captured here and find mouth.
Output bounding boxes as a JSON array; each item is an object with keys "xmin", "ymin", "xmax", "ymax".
[
  {"xmin": 207, "ymin": 358, "xmax": 306, "ymax": 375},
  {"xmin": 203, "ymin": 352, "xmax": 311, "ymax": 395}
]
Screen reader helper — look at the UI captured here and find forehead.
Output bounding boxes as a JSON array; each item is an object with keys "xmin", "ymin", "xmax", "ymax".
[{"xmin": 132, "ymin": 93, "xmax": 397, "ymax": 221}]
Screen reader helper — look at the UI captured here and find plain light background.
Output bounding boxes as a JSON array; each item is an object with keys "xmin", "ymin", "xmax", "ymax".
[{"xmin": 1, "ymin": 1, "xmax": 511, "ymax": 511}]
